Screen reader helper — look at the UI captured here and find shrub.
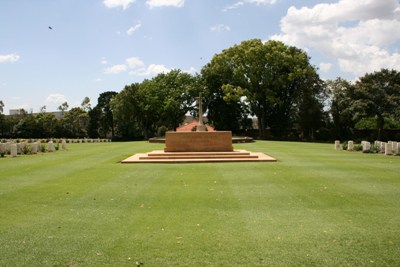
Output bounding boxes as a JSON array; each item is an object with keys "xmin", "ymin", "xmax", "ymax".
[
  {"xmin": 40, "ymin": 144, "xmax": 46, "ymax": 153},
  {"xmin": 22, "ymin": 144, "xmax": 31, "ymax": 155},
  {"xmin": 354, "ymin": 144, "xmax": 362, "ymax": 151},
  {"xmin": 342, "ymin": 141, "xmax": 348, "ymax": 150}
]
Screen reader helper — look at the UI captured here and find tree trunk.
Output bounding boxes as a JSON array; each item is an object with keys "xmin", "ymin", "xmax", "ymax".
[{"xmin": 376, "ymin": 115, "xmax": 384, "ymax": 140}]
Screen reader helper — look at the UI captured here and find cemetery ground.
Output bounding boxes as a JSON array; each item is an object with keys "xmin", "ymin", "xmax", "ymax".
[{"xmin": 0, "ymin": 141, "xmax": 399, "ymax": 266}]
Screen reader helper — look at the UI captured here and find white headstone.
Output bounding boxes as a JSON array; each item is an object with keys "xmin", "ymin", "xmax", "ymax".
[
  {"xmin": 20, "ymin": 142, "xmax": 27, "ymax": 154},
  {"xmin": 0, "ymin": 143, "xmax": 5, "ymax": 154},
  {"xmin": 48, "ymin": 141, "xmax": 54, "ymax": 152},
  {"xmin": 334, "ymin": 140, "xmax": 341, "ymax": 150},
  {"xmin": 385, "ymin": 143, "xmax": 393, "ymax": 155},
  {"xmin": 61, "ymin": 139, "xmax": 67, "ymax": 150},
  {"xmin": 380, "ymin": 142, "xmax": 386, "ymax": 153},
  {"xmin": 362, "ymin": 141, "xmax": 371, "ymax": 153},
  {"xmin": 5, "ymin": 142, "xmax": 11, "ymax": 154},
  {"xmin": 392, "ymin": 142, "xmax": 398, "ymax": 155},
  {"xmin": 16, "ymin": 143, "xmax": 22, "ymax": 154},
  {"xmin": 31, "ymin": 142, "xmax": 38, "ymax": 154},
  {"xmin": 347, "ymin": 140, "xmax": 354, "ymax": 151},
  {"xmin": 10, "ymin": 144, "xmax": 17, "ymax": 157}
]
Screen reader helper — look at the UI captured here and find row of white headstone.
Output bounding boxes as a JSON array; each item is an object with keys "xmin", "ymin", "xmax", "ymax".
[
  {"xmin": 334, "ymin": 140, "xmax": 400, "ymax": 155},
  {"xmin": 0, "ymin": 140, "xmax": 67, "ymax": 158},
  {"xmin": 66, "ymin": 138, "xmax": 111, "ymax": 143}
]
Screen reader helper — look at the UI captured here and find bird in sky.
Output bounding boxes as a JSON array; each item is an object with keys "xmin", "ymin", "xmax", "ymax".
[{"xmin": 48, "ymin": 26, "xmax": 53, "ymax": 30}]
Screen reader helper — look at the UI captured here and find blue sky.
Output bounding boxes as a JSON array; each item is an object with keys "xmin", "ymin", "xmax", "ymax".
[{"xmin": 1, "ymin": 0, "xmax": 400, "ymax": 113}]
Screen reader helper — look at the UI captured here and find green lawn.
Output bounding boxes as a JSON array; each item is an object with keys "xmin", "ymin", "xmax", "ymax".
[{"xmin": 1, "ymin": 141, "xmax": 399, "ymax": 266}]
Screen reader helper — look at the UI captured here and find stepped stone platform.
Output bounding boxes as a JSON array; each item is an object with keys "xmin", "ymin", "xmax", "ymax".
[{"xmin": 121, "ymin": 150, "xmax": 276, "ymax": 163}]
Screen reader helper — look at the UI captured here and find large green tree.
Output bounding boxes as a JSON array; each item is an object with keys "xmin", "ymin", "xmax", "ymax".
[
  {"xmin": 326, "ymin": 78, "xmax": 356, "ymax": 140},
  {"xmin": 89, "ymin": 91, "xmax": 118, "ymax": 138},
  {"xmin": 202, "ymin": 39, "xmax": 320, "ymax": 138},
  {"xmin": 111, "ymin": 70, "xmax": 198, "ymax": 139},
  {"xmin": 353, "ymin": 69, "xmax": 400, "ymax": 140},
  {"xmin": 61, "ymin": 107, "xmax": 89, "ymax": 138}
]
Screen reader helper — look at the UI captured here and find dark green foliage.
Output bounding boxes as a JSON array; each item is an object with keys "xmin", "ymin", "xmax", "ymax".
[
  {"xmin": 111, "ymin": 70, "xmax": 198, "ymax": 139},
  {"xmin": 202, "ymin": 39, "xmax": 324, "ymax": 139},
  {"xmin": 353, "ymin": 69, "xmax": 400, "ymax": 139}
]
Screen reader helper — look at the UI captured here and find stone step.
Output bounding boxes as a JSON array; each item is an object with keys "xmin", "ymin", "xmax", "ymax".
[
  {"xmin": 147, "ymin": 151, "xmax": 251, "ymax": 157},
  {"xmin": 140, "ymin": 154, "xmax": 258, "ymax": 160},
  {"xmin": 121, "ymin": 150, "xmax": 277, "ymax": 163}
]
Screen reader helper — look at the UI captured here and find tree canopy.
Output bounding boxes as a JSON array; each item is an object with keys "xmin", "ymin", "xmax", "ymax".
[{"xmin": 202, "ymin": 39, "xmax": 323, "ymax": 139}]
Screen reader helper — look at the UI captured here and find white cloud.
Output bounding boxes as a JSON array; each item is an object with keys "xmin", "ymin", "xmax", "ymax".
[
  {"xmin": 130, "ymin": 64, "xmax": 171, "ymax": 76},
  {"xmin": 103, "ymin": 57, "xmax": 169, "ymax": 77},
  {"xmin": 223, "ymin": 0, "xmax": 276, "ymax": 11},
  {"xmin": 246, "ymin": 0, "xmax": 277, "ymax": 5},
  {"xmin": 271, "ymin": 0, "xmax": 400, "ymax": 78},
  {"xmin": 103, "ymin": 0, "xmax": 135, "ymax": 10},
  {"xmin": 104, "ymin": 64, "xmax": 127, "ymax": 74},
  {"xmin": 183, "ymin": 67, "xmax": 197, "ymax": 75},
  {"xmin": 45, "ymin": 94, "xmax": 67, "ymax": 104},
  {"xmin": 146, "ymin": 0, "xmax": 184, "ymax": 9},
  {"xmin": 0, "ymin": 53, "xmax": 20, "ymax": 63},
  {"xmin": 126, "ymin": 57, "xmax": 145, "ymax": 68},
  {"xmin": 210, "ymin": 24, "xmax": 231, "ymax": 33},
  {"xmin": 127, "ymin": 23, "xmax": 142, "ymax": 35},
  {"xmin": 319, "ymin": 62, "xmax": 332, "ymax": 72}
]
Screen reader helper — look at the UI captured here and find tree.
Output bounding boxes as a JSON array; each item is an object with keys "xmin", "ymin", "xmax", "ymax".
[
  {"xmin": 353, "ymin": 69, "xmax": 400, "ymax": 140},
  {"xmin": 62, "ymin": 107, "xmax": 89, "ymax": 137},
  {"xmin": 40, "ymin": 105, "xmax": 46, "ymax": 113},
  {"xmin": 58, "ymin": 101, "xmax": 69, "ymax": 115},
  {"xmin": 35, "ymin": 112, "xmax": 58, "ymax": 137},
  {"xmin": 201, "ymin": 60, "xmax": 251, "ymax": 133},
  {"xmin": 0, "ymin": 100, "xmax": 4, "ymax": 114},
  {"xmin": 97, "ymin": 91, "xmax": 117, "ymax": 138},
  {"xmin": 296, "ymin": 74, "xmax": 326, "ymax": 140},
  {"xmin": 111, "ymin": 70, "xmax": 198, "ymax": 139},
  {"xmin": 81, "ymin": 97, "xmax": 91, "ymax": 112},
  {"xmin": 149, "ymin": 70, "xmax": 198, "ymax": 131},
  {"xmin": 88, "ymin": 106, "xmax": 102, "ymax": 138},
  {"xmin": 202, "ymin": 39, "xmax": 320, "ymax": 138},
  {"xmin": 326, "ymin": 78, "xmax": 356, "ymax": 140},
  {"xmin": 111, "ymin": 83, "xmax": 143, "ymax": 139}
]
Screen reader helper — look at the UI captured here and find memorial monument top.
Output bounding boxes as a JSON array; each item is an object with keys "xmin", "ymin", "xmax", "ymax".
[{"xmin": 196, "ymin": 93, "xmax": 206, "ymax": 132}]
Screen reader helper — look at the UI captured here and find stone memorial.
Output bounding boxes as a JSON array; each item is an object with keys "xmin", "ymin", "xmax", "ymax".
[
  {"xmin": 0, "ymin": 143, "xmax": 5, "ymax": 154},
  {"xmin": 380, "ymin": 142, "xmax": 386, "ymax": 153},
  {"xmin": 122, "ymin": 93, "xmax": 276, "ymax": 163},
  {"xmin": 16, "ymin": 143, "xmax": 22, "ymax": 154},
  {"xmin": 5, "ymin": 142, "xmax": 11, "ymax": 154},
  {"xmin": 362, "ymin": 141, "xmax": 371, "ymax": 153},
  {"xmin": 48, "ymin": 141, "xmax": 54, "ymax": 152},
  {"xmin": 397, "ymin": 143, "xmax": 400, "ymax": 155},
  {"xmin": 334, "ymin": 140, "xmax": 341, "ymax": 150},
  {"xmin": 347, "ymin": 140, "xmax": 354, "ymax": 151},
  {"xmin": 31, "ymin": 142, "xmax": 38, "ymax": 154},
  {"xmin": 392, "ymin": 142, "xmax": 398, "ymax": 155},
  {"xmin": 164, "ymin": 94, "xmax": 233, "ymax": 152},
  {"xmin": 10, "ymin": 144, "xmax": 17, "ymax": 157},
  {"xmin": 385, "ymin": 143, "xmax": 393, "ymax": 155},
  {"xmin": 62, "ymin": 139, "xmax": 67, "ymax": 150}
]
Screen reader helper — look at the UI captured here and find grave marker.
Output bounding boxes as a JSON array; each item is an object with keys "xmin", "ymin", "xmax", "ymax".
[
  {"xmin": 10, "ymin": 144, "xmax": 17, "ymax": 157},
  {"xmin": 334, "ymin": 140, "xmax": 341, "ymax": 150},
  {"xmin": 347, "ymin": 140, "xmax": 354, "ymax": 151}
]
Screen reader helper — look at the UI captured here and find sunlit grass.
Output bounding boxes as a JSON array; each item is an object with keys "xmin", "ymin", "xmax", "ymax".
[{"xmin": 1, "ymin": 141, "xmax": 399, "ymax": 266}]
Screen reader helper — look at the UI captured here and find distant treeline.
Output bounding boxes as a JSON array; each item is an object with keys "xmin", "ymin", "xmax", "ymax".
[{"xmin": 1, "ymin": 39, "xmax": 399, "ymax": 141}]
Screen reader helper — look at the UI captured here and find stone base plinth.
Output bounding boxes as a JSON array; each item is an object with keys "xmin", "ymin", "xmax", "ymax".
[{"xmin": 164, "ymin": 131, "xmax": 233, "ymax": 152}]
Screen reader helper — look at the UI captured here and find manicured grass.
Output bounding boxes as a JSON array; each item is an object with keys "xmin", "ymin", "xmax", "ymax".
[{"xmin": 1, "ymin": 141, "xmax": 399, "ymax": 266}]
